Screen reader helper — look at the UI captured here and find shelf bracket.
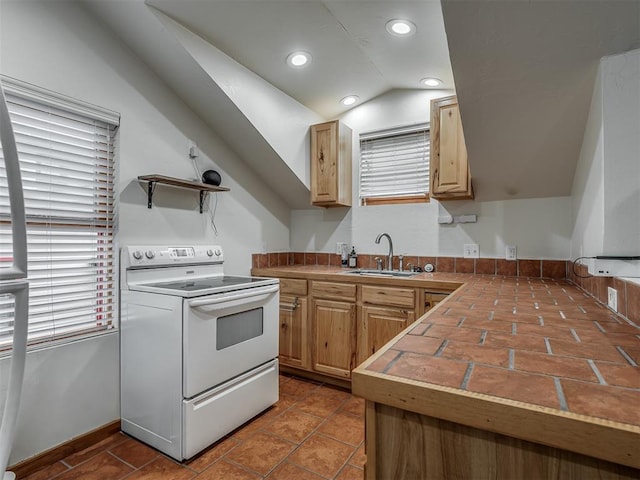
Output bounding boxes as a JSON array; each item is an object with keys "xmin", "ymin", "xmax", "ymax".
[
  {"xmin": 147, "ymin": 181, "xmax": 154, "ymax": 209},
  {"xmin": 199, "ymin": 191, "xmax": 208, "ymax": 214}
]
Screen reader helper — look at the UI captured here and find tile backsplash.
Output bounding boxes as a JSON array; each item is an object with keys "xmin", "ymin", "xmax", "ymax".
[{"xmin": 252, "ymin": 251, "xmax": 640, "ymax": 326}]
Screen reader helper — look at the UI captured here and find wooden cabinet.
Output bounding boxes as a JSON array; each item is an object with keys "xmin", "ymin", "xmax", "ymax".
[
  {"xmin": 310, "ymin": 120, "xmax": 352, "ymax": 207},
  {"xmin": 430, "ymin": 95, "xmax": 474, "ymax": 200},
  {"xmin": 312, "ymin": 298, "xmax": 357, "ymax": 378},
  {"xmin": 279, "ymin": 294, "xmax": 309, "ymax": 369},
  {"xmin": 357, "ymin": 285, "xmax": 417, "ymax": 365},
  {"xmin": 278, "ymin": 278, "xmax": 310, "ymax": 370},
  {"xmin": 424, "ymin": 291, "xmax": 449, "ymax": 311}
]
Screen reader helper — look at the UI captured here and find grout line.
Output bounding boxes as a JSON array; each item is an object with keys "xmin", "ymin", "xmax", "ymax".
[
  {"xmin": 488, "ymin": 310, "xmax": 495, "ymax": 320},
  {"xmin": 382, "ymin": 350, "xmax": 405, "ymax": 374},
  {"xmin": 559, "ymin": 311, "xmax": 566, "ymax": 319},
  {"xmin": 593, "ymin": 321, "xmax": 606, "ymax": 333},
  {"xmin": 578, "ymin": 306, "xmax": 587, "ymax": 314},
  {"xmin": 460, "ymin": 363, "xmax": 474, "ymax": 390},
  {"xmin": 434, "ymin": 339, "xmax": 448, "ymax": 357},
  {"xmin": 554, "ymin": 378, "xmax": 569, "ymax": 411},
  {"xmin": 479, "ymin": 330, "xmax": 488, "ymax": 345},
  {"xmin": 544, "ymin": 338, "xmax": 553, "ymax": 354},
  {"xmin": 457, "ymin": 316, "xmax": 466, "ymax": 327},
  {"xmin": 511, "ymin": 323, "xmax": 517, "ymax": 335},
  {"xmin": 616, "ymin": 346, "xmax": 638, "ymax": 367},
  {"xmin": 538, "ymin": 315, "xmax": 544, "ymax": 326},
  {"xmin": 508, "ymin": 349, "xmax": 515, "ymax": 370},
  {"xmin": 570, "ymin": 328, "xmax": 581, "ymax": 342},
  {"xmin": 587, "ymin": 360, "xmax": 607, "ymax": 385}
]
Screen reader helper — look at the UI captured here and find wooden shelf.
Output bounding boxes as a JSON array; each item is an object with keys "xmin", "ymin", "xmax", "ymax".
[{"xmin": 138, "ymin": 174, "xmax": 229, "ymax": 213}]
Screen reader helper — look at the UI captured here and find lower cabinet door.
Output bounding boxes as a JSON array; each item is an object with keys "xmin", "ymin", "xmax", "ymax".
[
  {"xmin": 359, "ymin": 305, "xmax": 415, "ymax": 364},
  {"xmin": 279, "ymin": 295, "xmax": 309, "ymax": 370},
  {"xmin": 312, "ymin": 298, "xmax": 356, "ymax": 378}
]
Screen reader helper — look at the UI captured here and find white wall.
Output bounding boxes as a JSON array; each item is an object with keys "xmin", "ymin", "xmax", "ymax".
[
  {"xmin": 571, "ymin": 48, "xmax": 640, "ymax": 260},
  {"xmin": 291, "ymin": 90, "xmax": 573, "ymax": 260},
  {"xmin": 0, "ymin": 0, "xmax": 290, "ymax": 464}
]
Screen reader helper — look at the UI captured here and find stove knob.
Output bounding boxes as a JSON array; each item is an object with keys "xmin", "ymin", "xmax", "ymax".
[
  {"xmin": 206, "ymin": 249, "xmax": 214, "ymax": 257},
  {"xmin": 145, "ymin": 250, "xmax": 155, "ymax": 259},
  {"xmin": 214, "ymin": 249, "xmax": 222, "ymax": 257},
  {"xmin": 132, "ymin": 250, "xmax": 142, "ymax": 260}
]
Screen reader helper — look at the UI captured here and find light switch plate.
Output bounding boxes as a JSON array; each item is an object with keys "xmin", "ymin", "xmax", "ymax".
[
  {"xmin": 463, "ymin": 244, "xmax": 479, "ymax": 259},
  {"xmin": 506, "ymin": 245, "xmax": 517, "ymax": 261}
]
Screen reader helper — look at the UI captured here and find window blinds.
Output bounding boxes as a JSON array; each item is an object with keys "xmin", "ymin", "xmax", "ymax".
[
  {"xmin": 0, "ymin": 80, "xmax": 118, "ymax": 349},
  {"xmin": 359, "ymin": 123, "xmax": 429, "ymax": 200}
]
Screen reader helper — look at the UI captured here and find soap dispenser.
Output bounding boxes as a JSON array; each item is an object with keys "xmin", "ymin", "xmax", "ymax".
[{"xmin": 348, "ymin": 246, "xmax": 357, "ymax": 268}]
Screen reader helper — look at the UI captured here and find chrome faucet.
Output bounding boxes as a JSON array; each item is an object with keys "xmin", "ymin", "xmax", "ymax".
[{"xmin": 375, "ymin": 233, "xmax": 393, "ymax": 270}]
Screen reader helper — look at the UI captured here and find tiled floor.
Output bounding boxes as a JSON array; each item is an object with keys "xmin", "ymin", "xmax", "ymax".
[{"xmin": 24, "ymin": 375, "xmax": 365, "ymax": 480}]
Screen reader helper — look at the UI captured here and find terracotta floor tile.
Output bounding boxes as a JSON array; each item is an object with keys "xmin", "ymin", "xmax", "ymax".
[
  {"xmin": 547, "ymin": 339, "xmax": 626, "ymax": 363},
  {"xmin": 424, "ymin": 324, "xmax": 484, "ymax": 343},
  {"xmin": 514, "ymin": 350, "xmax": 597, "ymax": 382},
  {"xmin": 594, "ymin": 362, "xmax": 640, "ymax": 389},
  {"xmin": 439, "ymin": 340, "xmax": 510, "ymax": 367},
  {"xmin": 476, "ymin": 258, "xmax": 496, "ymax": 275},
  {"xmin": 390, "ymin": 335, "xmax": 445, "ymax": 355},
  {"xmin": 386, "ymin": 352, "xmax": 469, "ymax": 388},
  {"xmin": 338, "ymin": 396, "xmax": 365, "ymax": 417},
  {"xmin": 288, "ymin": 434, "xmax": 355, "ymax": 478},
  {"xmin": 466, "ymin": 365, "xmax": 560, "ymax": 409},
  {"xmin": 231, "ymin": 409, "xmax": 277, "ymax": 440},
  {"xmin": 407, "ymin": 321, "xmax": 431, "ymax": 335},
  {"xmin": 336, "ymin": 464, "xmax": 365, "ymax": 480},
  {"xmin": 295, "ymin": 391, "xmax": 348, "ymax": 418},
  {"xmin": 23, "ymin": 462, "xmax": 69, "ymax": 480},
  {"xmin": 348, "ymin": 444, "xmax": 366, "ymax": 468},
  {"xmin": 599, "ymin": 321, "xmax": 640, "ymax": 335},
  {"xmin": 63, "ymin": 432, "xmax": 128, "ymax": 466},
  {"xmin": 187, "ymin": 437, "xmax": 240, "ymax": 472},
  {"xmin": 225, "ymin": 432, "xmax": 295, "ymax": 476},
  {"xmin": 316, "ymin": 385, "xmax": 351, "ymax": 403},
  {"xmin": 265, "ymin": 461, "xmax": 325, "ymax": 480},
  {"xmin": 195, "ymin": 460, "xmax": 261, "ymax": 480},
  {"xmin": 561, "ymin": 380, "xmax": 640, "ymax": 425},
  {"xmin": 123, "ymin": 457, "xmax": 195, "ymax": 480},
  {"xmin": 262, "ymin": 394, "xmax": 297, "ymax": 420},
  {"xmin": 264, "ymin": 408, "xmax": 323, "ymax": 443},
  {"xmin": 279, "ymin": 377, "xmax": 321, "ymax": 399},
  {"xmin": 54, "ymin": 451, "xmax": 133, "ymax": 480},
  {"xmin": 429, "ymin": 316, "xmax": 463, "ymax": 326},
  {"xmin": 109, "ymin": 437, "xmax": 159, "ymax": 468},
  {"xmin": 318, "ymin": 411, "xmax": 364, "ymax": 446},
  {"xmin": 483, "ymin": 332, "xmax": 548, "ymax": 353}
]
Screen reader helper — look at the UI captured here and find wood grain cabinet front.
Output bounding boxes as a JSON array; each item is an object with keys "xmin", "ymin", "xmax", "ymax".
[
  {"xmin": 430, "ymin": 95, "xmax": 474, "ymax": 200},
  {"xmin": 310, "ymin": 120, "xmax": 352, "ymax": 207},
  {"xmin": 279, "ymin": 294, "xmax": 309, "ymax": 370},
  {"xmin": 311, "ymin": 298, "xmax": 356, "ymax": 379}
]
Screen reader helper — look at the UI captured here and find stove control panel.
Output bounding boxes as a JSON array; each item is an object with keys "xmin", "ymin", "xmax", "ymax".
[{"xmin": 124, "ymin": 245, "xmax": 224, "ymax": 268}]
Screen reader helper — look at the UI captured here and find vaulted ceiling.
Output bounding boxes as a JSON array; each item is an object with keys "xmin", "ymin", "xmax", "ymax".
[{"xmin": 83, "ymin": 0, "xmax": 640, "ymax": 206}]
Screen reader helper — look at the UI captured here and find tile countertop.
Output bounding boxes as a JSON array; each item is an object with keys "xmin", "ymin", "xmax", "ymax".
[{"xmin": 253, "ymin": 266, "xmax": 640, "ymax": 469}]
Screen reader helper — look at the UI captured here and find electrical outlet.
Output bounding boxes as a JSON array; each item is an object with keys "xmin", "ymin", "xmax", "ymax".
[
  {"xmin": 463, "ymin": 244, "xmax": 479, "ymax": 259},
  {"xmin": 607, "ymin": 287, "xmax": 618, "ymax": 312},
  {"xmin": 336, "ymin": 242, "xmax": 347, "ymax": 255},
  {"xmin": 506, "ymin": 245, "xmax": 517, "ymax": 261}
]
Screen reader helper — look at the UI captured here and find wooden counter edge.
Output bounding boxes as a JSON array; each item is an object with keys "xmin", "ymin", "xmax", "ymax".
[{"xmin": 351, "ymin": 367, "xmax": 640, "ymax": 470}]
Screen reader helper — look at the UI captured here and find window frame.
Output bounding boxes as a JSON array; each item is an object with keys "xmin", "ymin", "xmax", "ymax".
[
  {"xmin": 0, "ymin": 75, "xmax": 119, "ymax": 352},
  {"xmin": 358, "ymin": 122, "xmax": 430, "ymax": 206}
]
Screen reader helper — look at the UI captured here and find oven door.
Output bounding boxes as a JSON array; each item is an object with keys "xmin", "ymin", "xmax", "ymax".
[{"xmin": 183, "ymin": 283, "xmax": 279, "ymax": 398}]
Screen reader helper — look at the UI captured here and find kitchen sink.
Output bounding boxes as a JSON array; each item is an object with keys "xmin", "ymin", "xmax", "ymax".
[{"xmin": 342, "ymin": 269, "xmax": 419, "ymax": 278}]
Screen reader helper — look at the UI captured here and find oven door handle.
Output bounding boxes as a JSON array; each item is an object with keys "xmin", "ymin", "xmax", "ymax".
[{"xmin": 188, "ymin": 284, "xmax": 279, "ymax": 307}]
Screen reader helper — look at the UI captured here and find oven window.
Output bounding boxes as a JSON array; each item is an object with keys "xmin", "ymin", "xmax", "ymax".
[{"xmin": 216, "ymin": 308, "xmax": 264, "ymax": 350}]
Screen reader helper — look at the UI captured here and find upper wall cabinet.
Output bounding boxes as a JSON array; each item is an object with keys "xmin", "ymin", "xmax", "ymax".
[
  {"xmin": 430, "ymin": 95, "xmax": 474, "ymax": 200},
  {"xmin": 310, "ymin": 120, "xmax": 352, "ymax": 207}
]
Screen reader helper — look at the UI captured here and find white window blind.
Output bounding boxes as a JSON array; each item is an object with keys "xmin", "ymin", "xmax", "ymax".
[
  {"xmin": 0, "ymin": 78, "xmax": 119, "ymax": 349},
  {"xmin": 359, "ymin": 123, "xmax": 430, "ymax": 202}
]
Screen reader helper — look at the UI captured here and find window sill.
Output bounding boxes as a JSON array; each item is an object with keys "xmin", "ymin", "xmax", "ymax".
[{"xmin": 361, "ymin": 194, "xmax": 430, "ymax": 206}]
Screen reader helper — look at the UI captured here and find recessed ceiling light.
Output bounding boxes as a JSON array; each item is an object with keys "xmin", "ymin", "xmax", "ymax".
[
  {"xmin": 421, "ymin": 78, "xmax": 442, "ymax": 87},
  {"xmin": 386, "ymin": 19, "xmax": 416, "ymax": 37},
  {"xmin": 340, "ymin": 95, "xmax": 359, "ymax": 106},
  {"xmin": 286, "ymin": 51, "xmax": 311, "ymax": 68}
]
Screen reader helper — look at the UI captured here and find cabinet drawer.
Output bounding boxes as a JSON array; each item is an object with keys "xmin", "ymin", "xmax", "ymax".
[
  {"xmin": 362, "ymin": 285, "xmax": 415, "ymax": 308},
  {"xmin": 280, "ymin": 278, "xmax": 307, "ymax": 296},
  {"xmin": 311, "ymin": 281, "xmax": 356, "ymax": 301}
]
